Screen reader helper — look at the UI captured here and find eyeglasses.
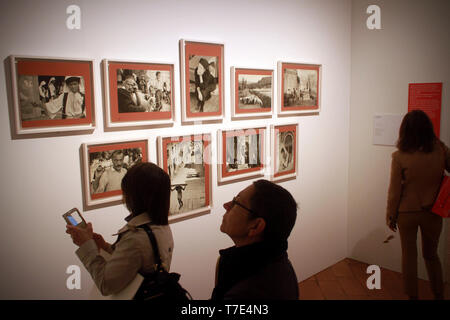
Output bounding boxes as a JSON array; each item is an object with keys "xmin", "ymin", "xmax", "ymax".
[{"xmin": 231, "ymin": 196, "xmax": 257, "ymax": 216}]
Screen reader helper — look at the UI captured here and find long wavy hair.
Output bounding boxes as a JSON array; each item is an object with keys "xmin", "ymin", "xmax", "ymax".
[{"xmin": 397, "ymin": 110, "xmax": 436, "ymax": 153}]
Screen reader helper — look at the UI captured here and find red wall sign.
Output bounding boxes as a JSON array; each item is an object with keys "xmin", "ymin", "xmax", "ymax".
[{"xmin": 408, "ymin": 83, "xmax": 442, "ymax": 138}]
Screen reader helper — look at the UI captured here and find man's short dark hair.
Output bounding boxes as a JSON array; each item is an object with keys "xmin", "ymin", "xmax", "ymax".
[
  {"xmin": 123, "ymin": 75, "xmax": 135, "ymax": 82},
  {"xmin": 111, "ymin": 150, "xmax": 124, "ymax": 158},
  {"xmin": 121, "ymin": 162, "xmax": 171, "ymax": 225},
  {"xmin": 250, "ymin": 179, "xmax": 297, "ymax": 241}
]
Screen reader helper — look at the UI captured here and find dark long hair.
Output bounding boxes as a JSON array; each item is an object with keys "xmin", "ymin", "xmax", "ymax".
[
  {"xmin": 397, "ymin": 110, "xmax": 436, "ymax": 153},
  {"xmin": 121, "ymin": 162, "xmax": 171, "ymax": 225}
]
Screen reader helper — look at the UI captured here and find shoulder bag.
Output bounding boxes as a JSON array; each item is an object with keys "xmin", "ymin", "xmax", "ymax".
[
  {"xmin": 431, "ymin": 175, "xmax": 449, "ymax": 218},
  {"xmin": 133, "ymin": 224, "xmax": 192, "ymax": 300}
]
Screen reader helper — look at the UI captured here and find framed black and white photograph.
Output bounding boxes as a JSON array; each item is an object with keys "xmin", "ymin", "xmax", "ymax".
[
  {"xmin": 180, "ymin": 40, "xmax": 224, "ymax": 122},
  {"xmin": 278, "ymin": 61, "xmax": 321, "ymax": 115},
  {"xmin": 157, "ymin": 133, "xmax": 212, "ymax": 222},
  {"xmin": 81, "ymin": 139, "xmax": 148, "ymax": 208},
  {"xmin": 270, "ymin": 123, "xmax": 298, "ymax": 181},
  {"xmin": 218, "ymin": 126, "xmax": 266, "ymax": 183},
  {"xmin": 231, "ymin": 67, "xmax": 273, "ymax": 119},
  {"xmin": 102, "ymin": 60, "xmax": 174, "ymax": 129},
  {"xmin": 9, "ymin": 55, "xmax": 95, "ymax": 136}
]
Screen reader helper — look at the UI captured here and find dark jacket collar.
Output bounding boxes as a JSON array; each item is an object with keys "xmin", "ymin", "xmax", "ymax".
[
  {"xmin": 219, "ymin": 239, "xmax": 287, "ymax": 260},
  {"xmin": 212, "ymin": 239, "xmax": 288, "ymax": 300}
]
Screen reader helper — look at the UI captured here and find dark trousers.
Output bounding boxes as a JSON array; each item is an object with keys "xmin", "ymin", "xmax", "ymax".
[
  {"xmin": 155, "ymin": 90, "xmax": 163, "ymax": 110},
  {"xmin": 397, "ymin": 210, "xmax": 443, "ymax": 298}
]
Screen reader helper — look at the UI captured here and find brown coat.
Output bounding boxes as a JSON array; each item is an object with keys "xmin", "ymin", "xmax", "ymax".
[{"xmin": 386, "ymin": 140, "xmax": 450, "ymax": 222}]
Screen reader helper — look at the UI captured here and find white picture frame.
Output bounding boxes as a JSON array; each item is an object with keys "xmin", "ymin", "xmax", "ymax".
[
  {"xmin": 270, "ymin": 122, "xmax": 298, "ymax": 181},
  {"xmin": 102, "ymin": 59, "xmax": 175, "ymax": 130},
  {"xmin": 277, "ymin": 61, "xmax": 322, "ymax": 116},
  {"xmin": 217, "ymin": 125, "xmax": 267, "ymax": 184},
  {"xmin": 9, "ymin": 55, "xmax": 96, "ymax": 137},
  {"xmin": 179, "ymin": 39, "xmax": 224, "ymax": 123},
  {"xmin": 81, "ymin": 138, "xmax": 149, "ymax": 208},
  {"xmin": 157, "ymin": 132, "xmax": 213, "ymax": 222},
  {"xmin": 230, "ymin": 67, "xmax": 273, "ymax": 119}
]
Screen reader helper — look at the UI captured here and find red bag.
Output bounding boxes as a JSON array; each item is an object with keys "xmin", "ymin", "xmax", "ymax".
[{"xmin": 432, "ymin": 176, "xmax": 450, "ymax": 218}]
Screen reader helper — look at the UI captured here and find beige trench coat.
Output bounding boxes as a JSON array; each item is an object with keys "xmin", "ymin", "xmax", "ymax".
[{"xmin": 76, "ymin": 213, "xmax": 174, "ymax": 296}]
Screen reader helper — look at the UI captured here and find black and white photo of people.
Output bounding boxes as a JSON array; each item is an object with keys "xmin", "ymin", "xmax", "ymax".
[
  {"xmin": 283, "ymin": 68, "xmax": 317, "ymax": 108},
  {"xmin": 226, "ymin": 134, "xmax": 261, "ymax": 172},
  {"xmin": 116, "ymin": 68, "xmax": 171, "ymax": 113},
  {"xmin": 166, "ymin": 140, "xmax": 206, "ymax": 214},
  {"xmin": 18, "ymin": 74, "xmax": 85, "ymax": 121},
  {"xmin": 89, "ymin": 148, "xmax": 143, "ymax": 194},
  {"xmin": 189, "ymin": 55, "xmax": 219, "ymax": 113}
]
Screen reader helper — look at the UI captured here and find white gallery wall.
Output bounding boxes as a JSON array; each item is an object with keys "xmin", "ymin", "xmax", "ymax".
[
  {"xmin": 348, "ymin": 0, "xmax": 450, "ymax": 280},
  {"xmin": 0, "ymin": 0, "xmax": 351, "ymax": 299}
]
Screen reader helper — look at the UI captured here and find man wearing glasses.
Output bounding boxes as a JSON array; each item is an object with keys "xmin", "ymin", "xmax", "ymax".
[{"xmin": 211, "ymin": 179, "xmax": 299, "ymax": 300}]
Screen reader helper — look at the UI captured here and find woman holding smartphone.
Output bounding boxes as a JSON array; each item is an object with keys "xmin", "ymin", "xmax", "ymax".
[{"xmin": 66, "ymin": 162, "xmax": 173, "ymax": 296}]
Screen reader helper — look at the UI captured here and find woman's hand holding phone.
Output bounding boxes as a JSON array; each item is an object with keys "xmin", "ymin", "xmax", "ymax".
[{"xmin": 66, "ymin": 222, "xmax": 94, "ymax": 247}]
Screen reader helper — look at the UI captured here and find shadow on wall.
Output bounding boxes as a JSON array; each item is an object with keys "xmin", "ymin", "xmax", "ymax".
[
  {"xmin": 349, "ymin": 226, "xmax": 448, "ymax": 282},
  {"xmin": 349, "ymin": 227, "xmax": 403, "ymax": 273}
]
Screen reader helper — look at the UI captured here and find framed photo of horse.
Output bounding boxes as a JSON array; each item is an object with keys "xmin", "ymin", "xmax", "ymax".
[
  {"xmin": 278, "ymin": 61, "xmax": 321, "ymax": 115},
  {"xmin": 231, "ymin": 67, "xmax": 273, "ymax": 119}
]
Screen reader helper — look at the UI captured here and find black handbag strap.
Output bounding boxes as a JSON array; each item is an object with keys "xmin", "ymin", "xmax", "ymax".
[{"xmin": 139, "ymin": 224, "xmax": 163, "ymax": 272}]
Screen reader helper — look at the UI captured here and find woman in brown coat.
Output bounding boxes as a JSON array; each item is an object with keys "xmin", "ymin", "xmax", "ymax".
[{"xmin": 386, "ymin": 110, "xmax": 450, "ymax": 300}]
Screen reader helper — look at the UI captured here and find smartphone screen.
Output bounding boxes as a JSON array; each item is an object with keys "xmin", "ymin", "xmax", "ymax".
[
  {"xmin": 68, "ymin": 211, "xmax": 83, "ymax": 226},
  {"xmin": 67, "ymin": 215, "xmax": 79, "ymax": 226},
  {"xmin": 64, "ymin": 208, "xmax": 86, "ymax": 228}
]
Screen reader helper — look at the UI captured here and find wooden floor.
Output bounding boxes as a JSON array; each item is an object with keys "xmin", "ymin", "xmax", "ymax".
[{"xmin": 298, "ymin": 258, "xmax": 450, "ymax": 300}]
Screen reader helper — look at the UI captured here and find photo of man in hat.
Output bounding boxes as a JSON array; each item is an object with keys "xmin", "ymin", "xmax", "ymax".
[
  {"xmin": 117, "ymin": 75, "xmax": 146, "ymax": 113},
  {"xmin": 190, "ymin": 56, "xmax": 218, "ymax": 113},
  {"xmin": 43, "ymin": 75, "xmax": 85, "ymax": 119}
]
